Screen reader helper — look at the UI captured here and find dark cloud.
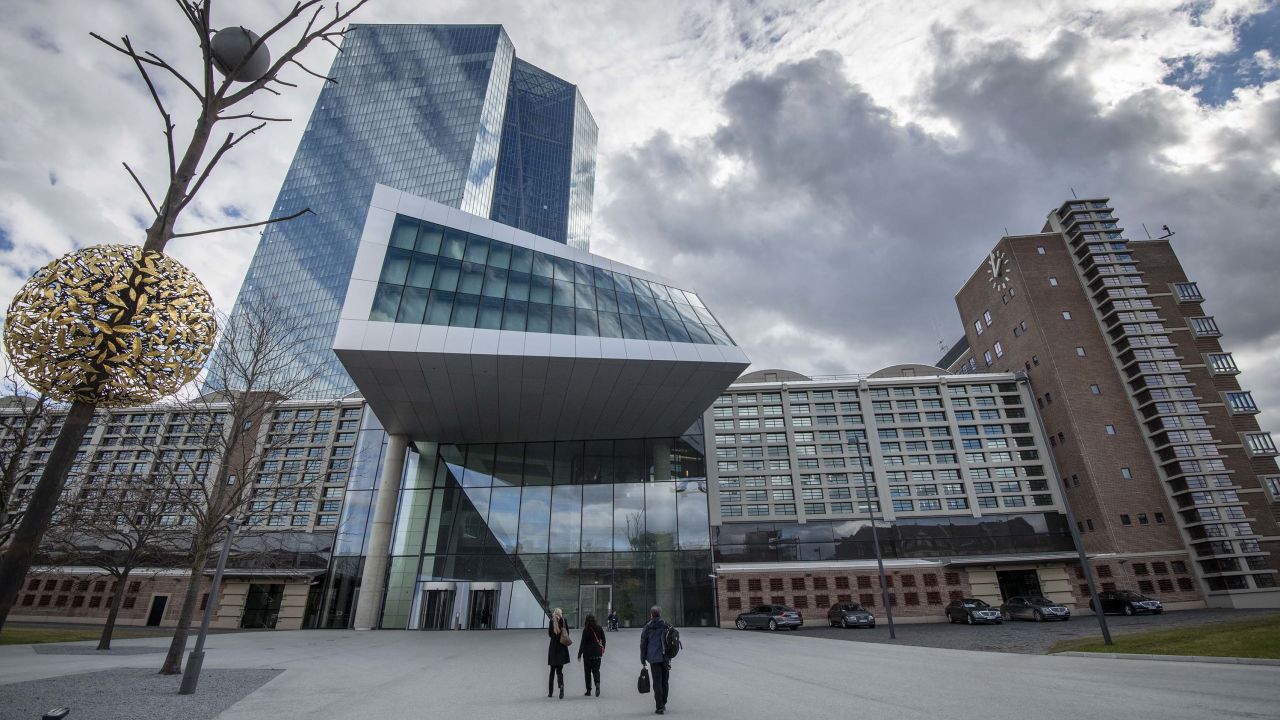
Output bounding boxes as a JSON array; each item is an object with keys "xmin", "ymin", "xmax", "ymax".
[{"xmin": 597, "ymin": 25, "xmax": 1280, "ymax": 410}]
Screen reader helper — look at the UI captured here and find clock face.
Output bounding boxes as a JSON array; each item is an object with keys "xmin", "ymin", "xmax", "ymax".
[{"xmin": 987, "ymin": 250, "xmax": 1010, "ymax": 292}]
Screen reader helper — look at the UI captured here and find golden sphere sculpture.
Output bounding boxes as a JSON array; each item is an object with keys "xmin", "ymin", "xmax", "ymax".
[{"xmin": 3, "ymin": 244, "xmax": 217, "ymax": 407}]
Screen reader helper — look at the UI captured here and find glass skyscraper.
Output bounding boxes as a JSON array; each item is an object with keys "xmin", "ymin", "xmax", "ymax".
[{"xmin": 211, "ymin": 25, "xmax": 597, "ymax": 397}]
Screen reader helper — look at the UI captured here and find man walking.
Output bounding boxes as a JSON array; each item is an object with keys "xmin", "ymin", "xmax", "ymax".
[{"xmin": 640, "ymin": 606, "xmax": 671, "ymax": 714}]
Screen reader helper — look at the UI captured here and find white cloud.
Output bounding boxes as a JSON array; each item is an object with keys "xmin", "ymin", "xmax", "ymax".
[{"xmin": 0, "ymin": 0, "xmax": 1277, "ymax": 435}]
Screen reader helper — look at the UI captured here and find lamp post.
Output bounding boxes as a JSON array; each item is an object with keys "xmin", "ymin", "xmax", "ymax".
[
  {"xmin": 1020, "ymin": 372, "xmax": 1111, "ymax": 645},
  {"xmin": 852, "ymin": 433, "xmax": 895, "ymax": 639},
  {"xmin": 180, "ymin": 517, "xmax": 238, "ymax": 694}
]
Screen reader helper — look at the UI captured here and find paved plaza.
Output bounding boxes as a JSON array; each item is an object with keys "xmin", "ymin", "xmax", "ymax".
[{"xmin": 2, "ymin": 627, "xmax": 1279, "ymax": 719}]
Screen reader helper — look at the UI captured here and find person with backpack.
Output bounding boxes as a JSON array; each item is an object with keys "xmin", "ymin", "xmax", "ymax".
[
  {"xmin": 639, "ymin": 605, "xmax": 681, "ymax": 714},
  {"xmin": 547, "ymin": 608, "xmax": 571, "ymax": 699},
  {"xmin": 577, "ymin": 613, "xmax": 607, "ymax": 696}
]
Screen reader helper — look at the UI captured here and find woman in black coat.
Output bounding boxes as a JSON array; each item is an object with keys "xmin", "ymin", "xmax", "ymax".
[
  {"xmin": 547, "ymin": 607, "xmax": 571, "ymax": 699},
  {"xmin": 577, "ymin": 613, "xmax": 606, "ymax": 697}
]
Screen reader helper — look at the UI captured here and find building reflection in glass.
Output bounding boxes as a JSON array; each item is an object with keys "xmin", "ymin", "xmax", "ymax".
[{"xmin": 376, "ymin": 437, "xmax": 714, "ymax": 630}]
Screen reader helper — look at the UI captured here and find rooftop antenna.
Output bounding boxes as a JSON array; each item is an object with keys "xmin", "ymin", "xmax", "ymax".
[
  {"xmin": 1003, "ymin": 227, "xmax": 1010, "ymax": 236},
  {"xmin": 1157, "ymin": 224, "xmax": 1175, "ymax": 240},
  {"xmin": 1142, "ymin": 223, "xmax": 1153, "ymax": 239},
  {"xmin": 1070, "ymin": 187, "xmax": 1078, "ymax": 199}
]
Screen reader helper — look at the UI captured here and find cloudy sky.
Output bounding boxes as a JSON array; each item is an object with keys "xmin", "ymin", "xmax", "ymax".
[{"xmin": 1, "ymin": 0, "xmax": 1278, "ymax": 427}]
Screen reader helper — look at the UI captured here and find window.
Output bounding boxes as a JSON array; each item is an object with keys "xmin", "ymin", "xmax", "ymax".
[
  {"xmin": 1120, "ymin": 514, "xmax": 1132, "ymax": 525},
  {"xmin": 1061, "ymin": 311, "xmax": 1072, "ymax": 320},
  {"xmin": 1048, "ymin": 276, "xmax": 1058, "ymax": 287},
  {"xmin": 1075, "ymin": 346, "xmax": 1086, "ymax": 357},
  {"xmin": 994, "ymin": 341, "xmax": 1004, "ymax": 359},
  {"xmin": 1089, "ymin": 384, "xmax": 1101, "ymax": 395},
  {"xmin": 1037, "ymin": 246, "xmax": 1046, "ymax": 255},
  {"xmin": 983, "ymin": 310, "xmax": 992, "ymax": 326},
  {"xmin": 1104, "ymin": 425, "xmax": 1116, "ymax": 435}
]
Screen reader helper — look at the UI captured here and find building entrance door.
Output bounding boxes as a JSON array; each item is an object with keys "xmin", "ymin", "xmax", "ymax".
[
  {"xmin": 996, "ymin": 569, "xmax": 1043, "ymax": 600},
  {"xmin": 241, "ymin": 584, "xmax": 285, "ymax": 629},
  {"xmin": 578, "ymin": 585, "xmax": 611, "ymax": 628},
  {"xmin": 146, "ymin": 595, "xmax": 168, "ymax": 626},
  {"xmin": 468, "ymin": 589, "xmax": 496, "ymax": 629},
  {"xmin": 421, "ymin": 590, "xmax": 454, "ymax": 630}
]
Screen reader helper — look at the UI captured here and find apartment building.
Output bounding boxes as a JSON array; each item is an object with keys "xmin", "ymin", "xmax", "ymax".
[{"xmin": 945, "ymin": 197, "xmax": 1280, "ymax": 608}]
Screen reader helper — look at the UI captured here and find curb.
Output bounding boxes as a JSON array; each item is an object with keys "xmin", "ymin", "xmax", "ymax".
[{"xmin": 1055, "ymin": 651, "xmax": 1280, "ymax": 667}]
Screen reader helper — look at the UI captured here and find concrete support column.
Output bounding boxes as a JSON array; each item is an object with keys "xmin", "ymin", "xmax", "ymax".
[{"xmin": 353, "ymin": 433, "xmax": 409, "ymax": 630}]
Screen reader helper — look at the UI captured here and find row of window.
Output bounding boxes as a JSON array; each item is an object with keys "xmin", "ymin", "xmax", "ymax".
[{"xmin": 727, "ymin": 572, "xmax": 964, "ymax": 592}]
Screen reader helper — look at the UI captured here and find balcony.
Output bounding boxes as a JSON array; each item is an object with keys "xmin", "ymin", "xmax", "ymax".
[
  {"xmin": 1174, "ymin": 282, "xmax": 1204, "ymax": 302},
  {"xmin": 1225, "ymin": 391, "xmax": 1259, "ymax": 415},
  {"xmin": 1244, "ymin": 432, "xmax": 1279, "ymax": 458},
  {"xmin": 1189, "ymin": 316, "xmax": 1222, "ymax": 338},
  {"xmin": 1206, "ymin": 353, "xmax": 1240, "ymax": 375}
]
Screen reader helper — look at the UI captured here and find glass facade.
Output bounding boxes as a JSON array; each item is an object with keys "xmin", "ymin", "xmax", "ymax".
[
  {"xmin": 490, "ymin": 60, "xmax": 598, "ymax": 249},
  {"xmin": 210, "ymin": 25, "xmax": 597, "ymax": 397},
  {"xmin": 367, "ymin": 437, "xmax": 715, "ymax": 629},
  {"xmin": 713, "ymin": 513, "xmax": 1074, "ymax": 563},
  {"xmin": 370, "ymin": 214, "xmax": 736, "ymax": 345}
]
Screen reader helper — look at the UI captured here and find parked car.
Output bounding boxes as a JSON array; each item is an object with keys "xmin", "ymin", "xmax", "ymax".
[
  {"xmin": 735, "ymin": 604, "xmax": 804, "ymax": 631},
  {"xmin": 1000, "ymin": 595, "xmax": 1071, "ymax": 622},
  {"xmin": 1090, "ymin": 590, "xmax": 1163, "ymax": 616},
  {"xmin": 827, "ymin": 602, "xmax": 876, "ymax": 629},
  {"xmin": 945, "ymin": 598, "xmax": 1003, "ymax": 625}
]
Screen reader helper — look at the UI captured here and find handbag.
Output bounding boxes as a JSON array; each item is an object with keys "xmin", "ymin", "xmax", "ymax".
[
  {"xmin": 559, "ymin": 622, "xmax": 573, "ymax": 647},
  {"xmin": 637, "ymin": 667, "xmax": 651, "ymax": 694}
]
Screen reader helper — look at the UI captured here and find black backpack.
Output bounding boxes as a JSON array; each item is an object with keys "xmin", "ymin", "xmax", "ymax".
[{"xmin": 662, "ymin": 623, "xmax": 682, "ymax": 659}]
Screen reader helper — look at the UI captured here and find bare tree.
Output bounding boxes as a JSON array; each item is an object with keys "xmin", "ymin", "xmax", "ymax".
[
  {"xmin": 0, "ymin": 0, "xmax": 366, "ymax": 632},
  {"xmin": 45, "ymin": 471, "xmax": 190, "ymax": 650},
  {"xmin": 0, "ymin": 374, "xmax": 57, "ymax": 547},
  {"xmin": 153, "ymin": 300, "xmax": 322, "ymax": 674}
]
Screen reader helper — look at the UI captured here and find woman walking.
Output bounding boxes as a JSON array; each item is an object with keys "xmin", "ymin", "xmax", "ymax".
[
  {"xmin": 577, "ymin": 613, "xmax": 607, "ymax": 696},
  {"xmin": 547, "ymin": 608, "xmax": 571, "ymax": 699}
]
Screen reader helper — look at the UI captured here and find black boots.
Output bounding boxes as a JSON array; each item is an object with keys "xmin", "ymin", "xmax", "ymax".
[
  {"xmin": 595, "ymin": 685, "xmax": 601, "ymax": 697},
  {"xmin": 559, "ymin": 685, "xmax": 564, "ymax": 699}
]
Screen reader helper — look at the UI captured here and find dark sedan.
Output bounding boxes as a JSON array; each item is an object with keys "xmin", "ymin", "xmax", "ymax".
[
  {"xmin": 1090, "ymin": 590, "xmax": 1163, "ymax": 616},
  {"xmin": 945, "ymin": 598, "xmax": 1003, "ymax": 625},
  {"xmin": 826, "ymin": 602, "xmax": 876, "ymax": 629},
  {"xmin": 1000, "ymin": 595, "xmax": 1071, "ymax": 622},
  {"xmin": 735, "ymin": 604, "xmax": 803, "ymax": 631}
]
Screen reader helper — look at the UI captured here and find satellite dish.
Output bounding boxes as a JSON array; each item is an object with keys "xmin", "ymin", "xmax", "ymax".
[{"xmin": 211, "ymin": 27, "xmax": 271, "ymax": 82}]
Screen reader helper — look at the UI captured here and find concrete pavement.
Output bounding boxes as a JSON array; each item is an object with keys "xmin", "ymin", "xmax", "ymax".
[{"xmin": 1, "ymin": 628, "xmax": 1278, "ymax": 719}]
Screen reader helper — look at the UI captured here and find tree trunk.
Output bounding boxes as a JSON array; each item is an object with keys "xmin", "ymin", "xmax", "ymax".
[
  {"xmin": 0, "ymin": 400, "xmax": 96, "ymax": 631},
  {"xmin": 99, "ymin": 571, "xmax": 130, "ymax": 651},
  {"xmin": 159, "ymin": 544, "xmax": 210, "ymax": 675}
]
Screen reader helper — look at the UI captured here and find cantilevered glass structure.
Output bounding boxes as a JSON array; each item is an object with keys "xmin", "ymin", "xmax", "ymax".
[{"xmin": 317, "ymin": 187, "xmax": 749, "ymax": 629}]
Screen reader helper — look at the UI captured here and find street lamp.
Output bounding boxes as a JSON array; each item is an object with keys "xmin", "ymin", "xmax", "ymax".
[
  {"xmin": 180, "ymin": 516, "xmax": 239, "ymax": 695},
  {"xmin": 1020, "ymin": 372, "xmax": 1112, "ymax": 645},
  {"xmin": 852, "ymin": 433, "xmax": 895, "ymax": 639},
  {"xmin": 707, "ymin": 573, "xmax": 720, "ymax": 628}
]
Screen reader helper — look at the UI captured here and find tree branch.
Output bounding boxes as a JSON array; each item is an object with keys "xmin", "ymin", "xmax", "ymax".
[
  {"xmin": 170, "ymin": 207, "xmax": 313, "ymax": 239},
  {"xmin": 117, "ymin": 36, "xmax": 177, "ymax": 184},
  {"xmin": 178, "ymin": 123, "xmax": 267, "ymax": 212},
  {"xmin": 219, "ymin": 112, "xmax": 292, "ymax": 122},
  {"xmin": 88, "ymin": 33, "xmax": 203, "ymax": 101},
  {"xmin": 288, "ymin": 58, "xmax": 335, "ymax": 83},
  {"xmin": 121, "ymin": 162, "xmax": 159, "ymax": 216},
  {"xmin": 221, "ymin": 0, "xmax": 369, "ymax": 107}
]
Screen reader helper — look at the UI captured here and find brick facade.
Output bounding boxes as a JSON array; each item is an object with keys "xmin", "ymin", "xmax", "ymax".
[{"xmin": 8, "ymin": 570, "xmax": 212, "ymax": 627}]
